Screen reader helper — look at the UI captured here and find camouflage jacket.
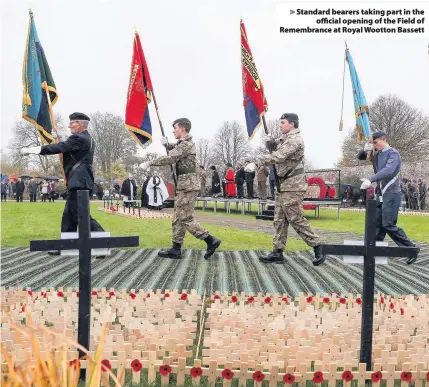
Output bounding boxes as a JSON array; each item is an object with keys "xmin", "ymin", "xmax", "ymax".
[
  {"xmin": 262, "ymin": 129, "xmax": 307, "ymax": 192},
  {"xmin": 150, "ymin": 134, "xmax": 200, "ymax": 192}
]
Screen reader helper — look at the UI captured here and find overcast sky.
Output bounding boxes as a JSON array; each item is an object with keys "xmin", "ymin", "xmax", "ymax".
[{"xmin": 1, "ymin": 0, "xmax": 428, "ymax": 168}]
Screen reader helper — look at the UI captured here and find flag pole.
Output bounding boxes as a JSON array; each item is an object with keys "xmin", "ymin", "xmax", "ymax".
[{"xmin": 339, "ymin": 41, "xmax": 347, "ymax": 131}]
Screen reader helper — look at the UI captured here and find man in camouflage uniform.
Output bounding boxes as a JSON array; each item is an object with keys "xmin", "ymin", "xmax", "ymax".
[
  {"xmin": 140, "ymin": 118, "xmax": 221, "ymax": 259},
  {"xmin": 259, "ymin": 113, "xmax": 324, "ymax": 266}
]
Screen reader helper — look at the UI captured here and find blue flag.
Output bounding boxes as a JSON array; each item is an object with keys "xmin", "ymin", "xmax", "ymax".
[
  {"xmin": 22, "ymin": 10, "xmax": 58, "ymax": 145},
  {"xmin": 345, "ymin": 48, "xmax": 371, "ymax": 140}
]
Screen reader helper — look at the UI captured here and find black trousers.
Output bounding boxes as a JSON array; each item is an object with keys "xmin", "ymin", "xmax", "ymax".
[
  {"xmin": 30, "ymin": 194, "xmax": 37, "ymax": 202},
  {"xmin": 16, "ymin": 194, "xmax": 23, "ymax": 202},
  {"xmin": 1, "ymin": 194, "xmax": 6, "ymax": 201},
  {"xmin": 61, "ymin": 189, "xmax": 104, "ymax": 233},
  {"xmin": 246, "ymin": 180, "xmax": 254, "ymax": 199},
  {"xmin": 236, "ymin": 182, "xmax": 244, "ymax": 199},
  {"xmin": 376, "ymin": 193, "xmax": 414, "ymax": 247}
]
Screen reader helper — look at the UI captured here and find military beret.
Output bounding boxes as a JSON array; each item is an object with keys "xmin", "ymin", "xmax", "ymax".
[
  {"xmin": 69, "ymin": 112, "xmax": 90, "ymax": 121},
  {"xmin": 371, "ymin": 131, "xmax": 387, "ymax": 140},
  {"xmin": 280, "ymin": 113, "xmax": 299, "ymax": 122}
]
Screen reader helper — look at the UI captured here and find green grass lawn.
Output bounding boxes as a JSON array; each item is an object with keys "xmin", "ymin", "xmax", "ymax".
[{"xmin": 0, "ymin": 202, "xmax": 308, "ymax": 251}]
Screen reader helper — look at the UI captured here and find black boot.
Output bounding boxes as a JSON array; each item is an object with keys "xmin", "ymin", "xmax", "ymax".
[
  {"xmin": 158, "ymin": 243, "xmax": 182, "ymax": 259},
  {"xmin": 259, "ymin": 249, "xmax": 285, "ymax": 263},
  {"xmin": 406, "ymin": 244, "xmax": 420, "ymax": 265},
  {"xmin": 203, "ymin": 235, "xmax": 221, "ymax": 259},
  {"xmin": 313, "ymin": 244, "xmax": 325, "ymax": 266}
]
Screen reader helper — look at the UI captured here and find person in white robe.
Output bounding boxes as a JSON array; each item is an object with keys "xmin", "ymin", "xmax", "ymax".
[{"xmin": 146, "ymin": 171, "xmax": 169, "ymax": 210}]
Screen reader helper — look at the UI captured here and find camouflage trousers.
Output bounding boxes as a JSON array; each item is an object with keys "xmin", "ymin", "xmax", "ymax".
[
  {"xmin": 273, "ymin": 191, "xmax": 320, "ymax": 250},
  {"xmin": 172, "ymin": 190, "xmax": 209, "ymax": 244}
]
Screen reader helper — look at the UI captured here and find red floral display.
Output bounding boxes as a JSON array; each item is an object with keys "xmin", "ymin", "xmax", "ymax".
[
  {"xmin": 214, "ymin": 295, "xmax": 221, "ymax": 300},
  {"xmin": 313, "ymin": 371, "xmax": 324, "ymax": 383},
  {"xmin": 159, "ymin": 364, "xmax": 172, "ymax": 376},
  {"xmin": 400, "ymin": 308, "xmax": 404, "ymax": 315},
  {"xmin": 282, "ymin": 297, "xmax": 289, "ymax": 303},
  {"xmin": 380, "ymin": 297, "xmax": 385, "ymax": 304},
  {"xmin": 247, "ymin": 296, "xmax": 255, "ymax": 303},
  {"xmin": 339, "ymin": 297, "xmax": 346, "ymax": 304},
  {"xmin": 109, "ymin": 291, "xmax": 115, "ymax": 298},
  {"xmin": 221, "ymin": 368, "xmax": 234, "ymax": 380},
  {"xmin": 356, "ymin": 298, "xmax": 362, "ymax": 305},
  {"xmin": 91, "ymin": 291, "xmax": 98, "ymax": 296},
  {"xmin": 164, "ymin": 293, "xmax": 170, "ymax": 299},
  {"xmin": 129, "ymin": 293, "xmax": 136, "ymax": 300},
  {"xmin": 342, "ymin": 370, "xmax": 354, "ymax": 381},
  {"xmin": 323, "ymin": 297, "xmax": 330, "ymax": 304},
  {"xmin": 190, "ymin": 367, "xmax": 203, "ymax": 378},
  {"xmin": 27, "ymin": 290, "xmax": 33, "ymax": 296},
  {"xmin": 371, "ymin": 371, "xmax": 383, "ymax": 383},
  {"xmin": 180, "ymin": 293, "xmax": 188, "ymax": 301},
  {"xmin": 146, "ymin": 293, "xmax": 151, "ymax": 298},
  {"xmin": 101, "ymin": 359, "xmax": 111, "ymax": 372},
  {"xmin": 57, "ymin": 291, "xmax": 64, "ymax": 297},
  {"xmin": 252, "ymin": 371, "xmax": 265, "ymax": 382},
  {"xmin": 400, "ymin": 371, "xmax": 412, "ymax": 382},
  {"xmin": 389, "ymin": 302, "xmax": 395, "ymax": 309},
  {"xmin": 306, "ymin": 296, "xmax": 313, "ymax": 303},
  {"xmin": 231, "ymin": 296, "xmax": 238, "ymax": 303},
  {"xmin": 283, "ymin": 373, "xmax": 295, "ymax": 384},
  {"xmin": 264, "ymin": 297, "xmax": 271, "ymax": 304},
  {"xmin": 131, "ymin": 359, "xmax": 142, "ymax": 372}
]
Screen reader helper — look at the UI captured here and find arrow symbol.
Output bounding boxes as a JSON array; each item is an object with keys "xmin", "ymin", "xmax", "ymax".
[{"xmin": 290, "ymin": 9, "xmax": 295, "ymax": 15}]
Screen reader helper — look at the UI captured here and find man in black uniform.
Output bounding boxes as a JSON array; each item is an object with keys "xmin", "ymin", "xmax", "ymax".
[{"xmin": 20, "ymin": 112, "xmax": 105, "ymax": 256}]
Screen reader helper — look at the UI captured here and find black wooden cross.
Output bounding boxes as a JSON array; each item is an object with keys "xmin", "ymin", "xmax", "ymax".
[
  {"xmin": 320, "ymin": 198, "xmax": 419, "ymax": 371},
  {"xmin": 30, "ymin": 190, "xmax": 139, "ymax": 379}
]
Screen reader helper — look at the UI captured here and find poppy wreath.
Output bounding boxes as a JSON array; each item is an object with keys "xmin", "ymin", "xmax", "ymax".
[
  {"xmin": 339, "ymin": 297, "xmax": 346, "ymax": 304},
  {"xmin": 371, "ymin": 371, "xmax": 382, "ymax": 383},
  {"xmin": 101, "ymin": 359, "xmax": 111, "ymax": 372},
  {"xmin": 400, "ymin": 371, "xmax": 412, "ymax": 382},
  {"xmin": 180, "ymin": 293, "xmax": 188, "ymax": 301},
  {"xmin": 231, "ymin": 296, "xmax": 238, "ymax": 303},
  {"xmin": 342, "ymin": 370, "xmax": 354, "ymax": 382},
  {"xmin": 303, "ymin": 177, "xmax": 327, "ymax": 210},
  {"xmin": 131, "ymin": 359, "xmax": 142, "ymax": 372},
  {"xmin": 306, "ymin": 296, "xmax": 313, "ymax": 303},
  {"xmin": 264, "ymin": 297, "xmax": 271, "ymax": 304},
  {"xmin": 323, "ymin": 297, "xmax": 330, "ymax": 304},
  {"xmin": 252, "ymin": 371, "xmax": 265, "ymax": 382},
  {"xmin": 129, "ymin": 293, "xmax": 136, "ymax": 300},
  {"xmin": 313, "ymin": 371, "xmax": 324, "ymax": 383},
  {"xmin": 282, "ymin": 297, "xmax": 289, "ymax": 303},
  {"xmin": 190, "ymin": 367, "xmax": 203, "ymax": 378},
  {"xmin": 247, "ymin": 296, "xmax": 255, "ymax": 304},
  {"xmin": 91, "ymin": 290, "xmax": 98, "ymax": 296},
  {"xmin": 221, "ymin": 369, "xmax": 234, "ymax": 380},
  {"xmin": 356, "ymin": 297, "xmax": 362, "ymax": 305},
  {"xmin": 214, "ymin": 295, "xmax": 221, "ymax": 300},
  {"xmin": 159, "ymin": 364, "xmax": 172, "ymax": 376},
  {"xmin": 57, "ymin": 291, "xmax": 64, "ymax": 298},
  {"xmin": 283, "ymin": 373, "xmax": 295, "ymax": 384}
]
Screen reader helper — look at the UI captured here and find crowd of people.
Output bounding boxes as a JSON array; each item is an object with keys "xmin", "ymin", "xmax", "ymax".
[
  {"xmin": 401, "ymin": 178, "xmax": 427, "ymax": 210},
  {"xmin": 1, "ymin": 177, "xmax": 57, "ymax": 203}
]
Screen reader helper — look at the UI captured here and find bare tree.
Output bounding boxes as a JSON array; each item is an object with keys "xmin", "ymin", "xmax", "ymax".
[
  {"xmin": 211, "ymin": 121, "xmax": 251, "ymax": 167},
  {"xmin": 339, "ymin": 95, "xmax": 429, "ymax": 166},
  {"xmin": 9, "ymin": 114, "xmax": 65, "ymax": 173},
  {"xmin": 89, "ymin": 112, "xmax": 138, "ymax": 173},
  {"xmin": 196, "ymin": 138, "xmax": 213, "ymax": 168}
]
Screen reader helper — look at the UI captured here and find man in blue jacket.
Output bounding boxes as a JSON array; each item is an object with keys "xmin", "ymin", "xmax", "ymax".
[{"xmin": 358, "ymin": 131, "xmax": 418, "ymax": 264}]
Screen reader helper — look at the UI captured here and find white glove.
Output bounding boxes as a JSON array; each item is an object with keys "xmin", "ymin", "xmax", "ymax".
[
  {"xmin": 20, "ymin": 146, "xmax": 42, "ymax": 155},
  {"xmin": 360, "ymin": 178, "xmax": 372, "ymax": 190},
  {"xmin": 139, "ymin": 161, "xmax": 151, "ymax": 170},
  {"xmin": 363, "ymin": 142, "xmax": 374, "ymax": 152},
  {"xmin": 160, "ymin": 137, "xmax": 168, "ymax": 146}
]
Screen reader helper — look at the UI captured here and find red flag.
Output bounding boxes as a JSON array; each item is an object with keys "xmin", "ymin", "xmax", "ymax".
[
  {"xmin": 125, "ymin": 32, "xmax": 153, "ymax": 148},
  {"xmin": 241, "ymin": 19, "xmax": 268, "ymax": 139}
]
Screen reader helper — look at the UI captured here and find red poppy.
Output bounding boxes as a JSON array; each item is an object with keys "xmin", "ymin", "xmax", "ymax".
[
  {"xmin": 159, "ymin": 364, "xmax": 172, "ymax": 376},
  {"xmin": 231, "ymin": 296, "xmax": 238, "ymax": 303},
  {"xmin": 76, "ymin": 292, "xmax": 79, "ymax": 298},
  {"xmin": 180, "ymin": 293, "xmax": 188, "ymax": 301},
  {"xmin": 356, "ymin": 298, "xmax": 362, "ymax": 305},
  {"xmin": 416, "ymin": 297, "xmax": 419, "ymax": 301},
  {"xmin": 323, "ymin": 297, "xmax": 330, "ymax": 304},
  {"xmin": 190, "ymin": 367, "xmax": 203, "ymax": 378},
  {"xmin": 426, "ymin": 371, "xmax": 429, "ymax": 382},
  {"xmin": 306, "ymin": 296, "xmax": 313, "ymax": 303},
  {"xmin": 129, "ymin": 293, "xmax": 136, "ymax": 300},
  {"xmin": 252, "ymin": 371, "xmax": 265, "ymax": 382},
  {"xmin": 131, "ymin": 359, "xmax": 142, "ymax": 372},
  {"xmin": 21, "ymin": 305, "xmax": 26, "ymax": 312},
  {"xmin": 380, "ymin": 297, "xmax": 385, "ymax": 304},
  {"xmin": 247, "ymin": 296, "xmax": 255, "ymax": 304},
  {"xmin": 69, "ymin": 359, "xmax": 80, "ymax": 370},
  {"xmin": 214, "ymin": 295, "xmax": 221, "ymax": 300},
  {"xmin": 282, "ymin": 297, "xmax": 289, "ymax": 303},
  {"xmin": 400, "ymin": 371, "xmax": 412, "ymax": 382},
  {"xmin": 164, "ymin": 293, "xmax": 170, "ymax": 299},
  {"xmin": 43, "ymin": 292, "xmax": 47, "ymax": 298},
  {"xmin": 221, "ymin": 368, "xmax": 234, "ymax": 380},
  {"xmin": 400, "ymin": 308, "xmax": 404, "ymax": 315},
  {"xmin": 313, "ymin": 371, "xmax": 324, "ymax": 383},
  {"xmin": 342, "ymin": 370, "xmax": 354, "ymax": 381},
  {"xmin": 371, "ymin": 371, "xmax": 383, "ymax": 383},
  {"xmin": 411, "ymin": 316, "xmax": 415, "ymax": 318},
  {"xmin": 91, "ymin": 291, "xmax": 98, "ymax": 296},
  {"xmin": 283, "ymin": 373, "xmax": 295, "ymax": 384},
  {"xmin": 57, "ymin": 291, "xmax": 64, "ymax": 297},
  {"xmin": 27, "ymin": 290, "xmax": 33, "ymax": 296},
  {"xmin": 339, "ymin": 297, "xmax": 346, "ymax": 304},
  {"xmin": 109, "ymin": 291, "xmax": 115, "ymax": 298},
  {"xmin": 264, "ymin": 297, "xmax": 271, "ymax": 304},
  {"xmin": 146, "ymin": 293, "xmax": 151, "ymax": 298},
  {"xmin": 389, "ymin": 302, "xmax": 395, "ymax": 309},
  {"xmin": 101, "ymin": 359, "xmax": 111, "ymax": 372}
]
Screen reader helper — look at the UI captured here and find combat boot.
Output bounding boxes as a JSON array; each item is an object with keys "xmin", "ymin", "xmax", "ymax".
[
  {"xmin": 259, "ymin": 249, "xmax": 285, "ymax": 264},
  {"xmin": 313, "ymin": 244, "xmax": 325, "ymax": 266},
  {"xmin": 158, "ymin": 243, "xmax": 182, "ymax": 259},
  {"xmin": 204, "ymin": 235, "xmax": 221, "ymax": 259}
]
